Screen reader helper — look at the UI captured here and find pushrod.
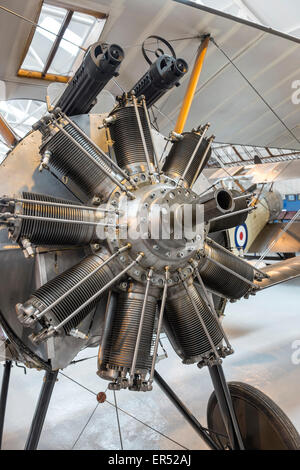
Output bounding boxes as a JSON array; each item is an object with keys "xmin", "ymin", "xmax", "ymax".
[
  {"xmin": 60, "ymin": 112, "xmax": 137, "ymax": 189},
  {"xmin": 177, "ymin": 123, "xmax": 210, "ymax": 187},
  {"xmin": 130, "ymin": 268, "xmax": 153, "ymax": 382},
  {"xmin": 204, "ymin": 254, "xmax": 257, "ymax": 289},
  {"xmin": 52, "ymin": 253, "xmax": 144, "ymax": 332},
  {"xmin": 141, "ymin": 98, "xmax": 162, "ymax": 174},
  {"xmin": 12, "ymin": 213, "xmax": 124, "ymax": 229},
  {"xmin": 193, "ymin": 265, "xmax": 232, "ymax": 350},
  {"xmin": 51, "ymin": 119, "xmax": 135, "ymax": 199},
  {"xmin": 209, "ymin": 206, "xmax": 254, "ymax": 223},
  {"xmin": 34, "ymin": 245, "xmax": 131, "ymax": 323},
  {"xmin": 206, "ymin": 237, "xmax": 269, "ymax": 278},
  {"xmin": 181, "ymin": 275, "xmax": 221, "ymax": 362},
  {"xmin": 149, "ymin": 267, "xmax": 169, "ymax": 384},
  {"xmin": 191, "ymin": 135, "xmax": 215, "ymax": 188},
  {"xmin": 8, "ymin": 197, "xmax": 119, "ymax": 214},
  {"xmin": 132, "ymin": 95, "xmax": 153, "ymax": 176}
]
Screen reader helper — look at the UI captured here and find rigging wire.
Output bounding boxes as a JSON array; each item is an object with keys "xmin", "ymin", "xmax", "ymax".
[
  {"xmin": 211, "ymin": 37, "xmax": 300, "ymax": 147},
  {"xmin": 105, "ymin": 398, "xmax": 189, "ymax": 450},
  {"xmin": 113, "ymin": 390, "xmax": 124, "ymax": 450},
  {"xmin": 122, "ymin": 35, "xmax": 201, "ymax": 49},
  {"xmin": 71, "ymin": 403, "xmax": 99, "ymax": 449},
  {"xmin": 59, "ymin": 371, "xmax": 188, "ymax": 450}
]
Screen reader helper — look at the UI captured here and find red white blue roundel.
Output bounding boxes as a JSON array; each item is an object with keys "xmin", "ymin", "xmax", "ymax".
[{"xmin": 234, "ymin": 223, "xmax": 248, "ymax": 249}]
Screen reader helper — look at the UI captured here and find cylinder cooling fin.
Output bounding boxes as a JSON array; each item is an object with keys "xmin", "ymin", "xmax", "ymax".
[
  {"xmin": 98, "ymin": 283, "xmax": 159, "ymax": 391},
  {"xmin": 11, "ymin": 192, "xmax": 96, "ymax": 247},
  {"xmin": 109, "ymin": 102, "xmax": 155, "ymax": 170},
  {"xmin": 16, "ymin": 254, "xmax": 114, "ymax": 335},
  {"xmin": 199, "ymin": 241, "xmax": 254, "ymax": 300},
  {"xmin": 39, "ymin": 121, "xmax": 114, "ymax": 199},
  {"xmin": 162, "ymin": 130, "xmax": 212, "ymax": 186},
  {"xmin": 164, "ymin": 280, "xmax": 224, "ymax": 365}
]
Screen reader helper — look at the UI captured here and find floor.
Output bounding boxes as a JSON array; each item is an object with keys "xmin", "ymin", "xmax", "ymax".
[{"xmin": 1, "ymin": 277, "xmax": 300, "ymax": 450}]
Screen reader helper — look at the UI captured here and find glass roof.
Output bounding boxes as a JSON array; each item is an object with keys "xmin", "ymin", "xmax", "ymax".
[
  {"xmin": 21, "ymin": 5, "xmax": 66, "ymax": 73},
  {"xmin": 20, "ymin": 3, "xmax": 106, "ymax": 77},
  {"xmin": 0, "ymin": 100, "xmax": 47, "ymax": 163}
]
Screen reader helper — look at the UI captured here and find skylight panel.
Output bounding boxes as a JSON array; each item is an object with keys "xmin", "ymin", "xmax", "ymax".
[{"xmin": 19, "ymin": 2, "xmax": 107, "ymax": 81}]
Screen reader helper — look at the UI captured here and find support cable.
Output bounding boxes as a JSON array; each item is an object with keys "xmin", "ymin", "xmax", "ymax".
[
  {"xmin": 113, "ymin": 390, "xmax": 124, "ymax": 450},
  {"xmin": 59, "ymin": 371, "xmax": 188, "ymax": 450},
  {"xmin": 71, "ymin": 403, "xmax": 99, "ymax": 449},
  {"xmin": 211, "ymin": 38, "xmax": 300, "ymax": 147}
]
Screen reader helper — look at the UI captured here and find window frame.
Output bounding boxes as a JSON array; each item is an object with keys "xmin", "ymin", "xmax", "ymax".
[{"xmin": 17, "ymin": 1, "xmax": 107, "ymax": 83}]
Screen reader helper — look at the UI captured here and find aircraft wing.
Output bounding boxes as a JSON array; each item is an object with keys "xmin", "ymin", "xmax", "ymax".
[
  {"xmin": 254, "ymin": 256, "xmax": 300, "ymax": 290},
  {"xmin": 204, "ymin": 159, "xmax": 300, "ymax": 184},
  {"xmin": 249, "ymin": 221, "xmax": 300, "ymax": 253}
]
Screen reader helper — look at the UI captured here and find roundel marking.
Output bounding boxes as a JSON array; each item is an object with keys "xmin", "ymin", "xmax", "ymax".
[{"xmin": 234, "ymin": 223, "xmax": 248, "ymax": 249}]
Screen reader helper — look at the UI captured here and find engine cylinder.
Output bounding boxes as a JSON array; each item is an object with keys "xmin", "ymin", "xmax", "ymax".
[
  {"xmin": 17, "ymin": 254, "xmax": 114, "ymax": 334},
  {"xmin": 199, "ymin": 242, "xmax": 254, "ymax": 299},
  {"xmin": 40, "ymin": 121, "xmax": 114, "ymax": 199},
  {"xmin": 109, "ymin": 102, "xmax": 155, "ymax": 170},
  {"xmin": 163, "ymin": 280, "xmax": 224, "ymax": 364},
  {"xmin": 11, "ymin": 192, "xmax": 96, "ymax": 246},
  {"xmin": 98, "ymin": 282, "xmax": 158, "ymax": 389},
  {"xmin": 162, "ymin": 130, "xmax": 212, "ymax": 186}
]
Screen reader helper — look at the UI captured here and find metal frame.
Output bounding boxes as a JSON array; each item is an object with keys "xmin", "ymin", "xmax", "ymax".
[
  {"xmin": 0, "ymin": 360, "xmax": 12, "ymax": 449},
  {"xmin": 0, "ymin": 358, "xmax": 244, "ymax": 450},
  {"xmin": 208, "ymin": 364, "xmax": 244, "ymax": 450},
  {"xmin": 24, "ymin": 369, "xmax": 58, "ymax": 450},
  {"xmin": 154, "ymin": 363, "xmax": 244, "ymax": 450},
  {"xmin": 154, "ymin": 369, "xmax": 219, "ymax": 450}
]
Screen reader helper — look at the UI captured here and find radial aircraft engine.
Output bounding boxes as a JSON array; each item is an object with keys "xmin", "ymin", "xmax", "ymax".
[
  {"xmin": 1, "ymin": 36, "xmax": 300, "ymax": 451},
  {"xmin": 0, "ymin": 40, "xmax": 266, "ymax": 391}
]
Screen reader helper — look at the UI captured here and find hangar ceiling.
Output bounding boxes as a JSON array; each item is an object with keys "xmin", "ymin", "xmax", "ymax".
[{"xmin": 1, "ymin": 0, "xmax": 300, "ymax": 150}]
